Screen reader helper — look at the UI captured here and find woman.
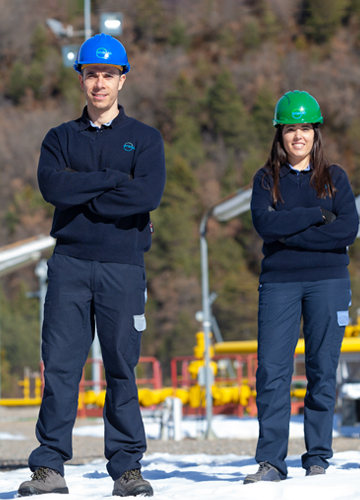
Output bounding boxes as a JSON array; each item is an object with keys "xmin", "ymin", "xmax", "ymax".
[{"xmin": 245, "ymin": 90, "xmax": 359, "ymax": 483}]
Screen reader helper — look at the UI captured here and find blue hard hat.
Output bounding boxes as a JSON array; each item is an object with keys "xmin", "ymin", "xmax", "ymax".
[{"xmin": 74, "ymin": 33, "xmax": 130, "ymax": 74}]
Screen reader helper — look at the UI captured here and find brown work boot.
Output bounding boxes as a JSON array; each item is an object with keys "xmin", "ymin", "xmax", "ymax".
[
  {"xmin": 18, "ymin": 467, "xmax": 69, "ymax": 496},
  {"xmin": 113, "ymin": 469, "xmax": 153, "ymax": 497}
]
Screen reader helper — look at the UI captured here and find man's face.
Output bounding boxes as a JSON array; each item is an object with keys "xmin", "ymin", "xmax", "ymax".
[{"xmin": 78, "ymin": 64, "xmax": 126, "ymax": 113}]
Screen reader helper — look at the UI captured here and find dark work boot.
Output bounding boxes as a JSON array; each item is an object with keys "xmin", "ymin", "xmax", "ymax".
[
  {"xmin": 244, "ymin": 461, "xmax": 283, "ymax": 484},
  {"xmin": 112, "ymin": 469, "xmax": 153, "ymax": 497},
  {"xmin": 18, "ymin": 467, "xmax": 69, "ymax": 496}
]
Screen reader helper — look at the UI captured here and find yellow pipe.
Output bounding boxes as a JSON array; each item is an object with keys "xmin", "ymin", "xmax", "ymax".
[
  {"xmin": 18, "ymin": 376, "xmax": 30, "ymax": 399},
  {"xmin": 291, "ymin": 388, "xmax": 306, "ymax": 398},
  {"xmin": 0, "ymin": 398, "xmax": 42, "ymax": 406},
  {"xmin": 214, "ymin": 337, "xmax": 360, "ymax": 355}
]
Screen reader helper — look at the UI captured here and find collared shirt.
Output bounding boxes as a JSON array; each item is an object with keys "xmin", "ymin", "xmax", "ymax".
[
  {"xmin": 287, "ymin": 163, "xmax": 311, "ymax": 172},
  {"xmin": 89, "ymin": 119, "xmax": 114, "ymax": 129}
]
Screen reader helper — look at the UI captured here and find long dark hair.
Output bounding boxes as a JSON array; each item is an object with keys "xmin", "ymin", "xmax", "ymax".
[{"xmin": 261, "ymin": 125, "xmax": 336, "ymax": 204}]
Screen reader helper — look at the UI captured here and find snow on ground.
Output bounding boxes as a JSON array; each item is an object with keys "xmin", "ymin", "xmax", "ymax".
[
  {"xmin": 1, "ymin": 451, "xmax": 360, "ymax": 499},
  {"xmin": 0, "ymin": 433, "xmax": 25, "ymax": 441},
  {"xmin": 1, "ymin": 416, "xmax": 360, "ymax": 499}
]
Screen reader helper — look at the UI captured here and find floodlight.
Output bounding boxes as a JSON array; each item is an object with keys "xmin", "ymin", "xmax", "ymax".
[
  {"xmin": 61, "ymin": 45, "xmax": 79, "ymax": 67},
  {"xmin": 100, "ymin": 13, "xmax": 123, "ymax": 35}
]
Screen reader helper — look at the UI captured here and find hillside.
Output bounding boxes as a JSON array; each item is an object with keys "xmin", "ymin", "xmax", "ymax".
[{"xmin": 1, "ymin": 0, "xmax": 360, "ymax": 393}]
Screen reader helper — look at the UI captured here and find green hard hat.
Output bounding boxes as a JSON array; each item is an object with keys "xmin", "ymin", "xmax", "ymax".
[{"xmin": 273, "ymin": 90, "xmax": 323, "ymax": 127}]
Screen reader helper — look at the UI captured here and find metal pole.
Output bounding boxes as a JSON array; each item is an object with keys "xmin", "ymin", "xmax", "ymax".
[
  {"xmin": 35, "ymin": 259, "xmax": 48, "ymax": 362},
  {"xmin": 84, "ymin": 0, "xmax": 91, "ymax": 40},
  {"xmin": 83, "ymin": 0, "xmax": 102, "ymax": 389},
  {"xmin": 0, "ymin": 284, "xmax": 2, "ymax": 399},
  {"xmin": 200, "ymin": 214, "xmax": 215, "ymax": 439},
  {"xmin": 92, "ymin": 326, "xmax": 102, "ymax": 393}
]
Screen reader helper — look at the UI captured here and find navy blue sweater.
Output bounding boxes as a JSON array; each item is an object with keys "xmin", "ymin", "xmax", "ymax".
[
  {"xmin": 251, "ymin": 164, "xmax": 359, "ymax": 283},
  {"xmin": 38, "ymin": 106, "xmax": 166, "ymax": 266}
]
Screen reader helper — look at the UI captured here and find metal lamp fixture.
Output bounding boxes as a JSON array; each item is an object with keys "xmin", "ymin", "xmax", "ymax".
[{"xmin": 100, "ymin": 13, "xmax": 123, "ymax": 36}]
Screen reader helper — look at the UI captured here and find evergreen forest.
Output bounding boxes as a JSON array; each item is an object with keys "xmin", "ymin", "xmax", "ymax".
[{"xmin": 1, "ymin": 0, "xmax": 360, "ymax": 395}]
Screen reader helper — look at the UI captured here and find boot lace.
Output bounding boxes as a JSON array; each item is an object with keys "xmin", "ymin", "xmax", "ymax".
[
  {"xmin": 31, "ymin": 467, "xmax": 58, "ymax": 482},
  {"xmin": 120, "ymin": 469, "xmax": 143, "ymax": 484},
  {"xmin": 258, "ymin": 462, "xmax": 273, "ymax": 472}
]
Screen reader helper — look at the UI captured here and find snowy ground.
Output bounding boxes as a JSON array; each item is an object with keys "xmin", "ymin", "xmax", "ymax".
[{"xmin": 1, "ymin": 415, "xmax": 360, "ymax": 499}]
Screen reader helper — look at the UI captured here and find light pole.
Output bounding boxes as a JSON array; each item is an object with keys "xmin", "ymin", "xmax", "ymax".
[
  {"xmin": 47, "ymin": 2, "xmax": 124, "ymax": 67},
  {"xmin": 84, "ymin": 0, "xmax": 92, "ymax": 40},
  {"xmin": 27, "ymin": 259, "xmax": 48, "ymax": 361},
  {"xmin": 199, "ymin": 187, "xmax": 252, "ymax": 439}
]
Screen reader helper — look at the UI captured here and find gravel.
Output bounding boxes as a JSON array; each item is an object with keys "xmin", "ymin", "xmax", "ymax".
[{"xmin": 1, "ymin": 406, "xmax": 359, "ymax": 471}]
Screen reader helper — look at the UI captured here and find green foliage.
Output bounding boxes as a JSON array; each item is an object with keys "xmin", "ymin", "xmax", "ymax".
[
  {"xmin": 28, "ymin": 60, "xmax": 45, "ymax": 100},
  {"xmin": 166, "ymin": 73, "xmax": 204, "ymax": 119},
  {"xmin": 57, "ymin": 66, "xmax": 84, "ymax": 112},
  {"xmin": 6, "ymin": 24, "xmax": 56, "ymax": 104},
  {"xmin": 242, "ymin": 17, "xmax": 261, "ymax": 50},
  {"xmin": 0, "ymin": 348, "xmax": 17, "ymax": 397},
  {"xmin": 6, "ymin": 60, "xmax": 27, "ymax": 104},
  {"xmin": 252, "ymin": 85, "xmax": 277, "ymax": 146},
  {"xmin": 166, "ymin": 74, "xmax": 205, "ymax": 167},
  {"xmin": 217, "ymin": 27, "xmax": 237, "ymax": 56},
  {"xmin": 134, "ymin": 0, "xmax": 165, "ymax": 41},
  {"xmin": 209, "ymin": 236, "xmax": 258, "ymax": 341},
  {"xmin": 302, "ymin": 0, "xmax": 351, "ymax": 43},
  {"xmin": 171, "ymin": 115, "xmax": 205, "ymax": 168},
  {"xmin": 207, "ymin": 71, "xmax": 249, "ymax": 149},
  {"xmin": 5, "ymin": 185, "xmax": 53, "ymax": 235},
  {"xmin": 0, "ymin": 283, "xmax": 40, "ymax": 394},
  {"xmin": 66, "ymin": 0, "xmax": 84, "ymax": 20},
  {"xmin": 221, "ymin": 152, "xmax": 238, "ymax": 196},
  {"xmin": 294, "ymin": 34, "xmax": 309, "ymax": 50},
  {"xmin": 146, "ymin": 149, "xmax": 201, "ymax": 277},
  {"xmin": 14, "ymin": 185, "xmax": 48, "ymax": 212},
  {"xmin": 242, "ymin": 147, "xmax": 268, "ymax": 185},
  {"xmin": 168, "ymin": 17, "xmax": 189, "ymax": 48},
  {"xmin": 31, "ymin": 24, "xmax": 49, "ymax": 62},
  {"xmin": 262, "ymin": 9, "xmax": 281, "ymax": 39},
  {"xmin": 4, "ymin": 210, "xmax": 20, "ymax": 235}
]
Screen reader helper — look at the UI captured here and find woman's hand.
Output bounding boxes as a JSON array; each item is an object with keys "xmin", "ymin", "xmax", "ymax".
[{"xmin": 321, "ymin": 207, "xmax": 337, "ymax": 224}]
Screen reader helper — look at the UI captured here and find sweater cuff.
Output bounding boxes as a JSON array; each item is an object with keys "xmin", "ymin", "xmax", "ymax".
[{"xmin": 312, "ymin": 206, "xmax": 324, "ymax": 225}]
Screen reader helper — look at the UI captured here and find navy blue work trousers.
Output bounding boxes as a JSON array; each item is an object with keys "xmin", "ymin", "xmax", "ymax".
[
  {"xmin": 255, "ymin": 278, "xmax": 351, "ymax": 478},
  {"xmin": 29, "ymin": 253, "xmax": 147, "ymax": 480}
]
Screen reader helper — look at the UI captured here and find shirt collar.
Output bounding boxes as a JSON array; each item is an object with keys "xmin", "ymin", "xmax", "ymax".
[
  {"xmin": 279, "ymin": 163, "xmax": 312, "ymax": 177},
  {"xmin": 77, "ymin": 105, "xmax": 126, "ymax": 131},
  {"xmin": 287, "ymin": 162, "xmax": 311, "ymax": 172},
  {"xmin": 89, "ymin": 119, "xmax": 113, "ymax": 128}
]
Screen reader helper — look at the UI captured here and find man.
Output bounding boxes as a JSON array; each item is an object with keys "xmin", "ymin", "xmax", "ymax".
[{"xmin": 18, "ymin": 33, "xmax": 165, "ymax": 497}]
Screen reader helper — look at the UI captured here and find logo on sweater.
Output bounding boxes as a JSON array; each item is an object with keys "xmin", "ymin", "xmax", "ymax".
[
  {"xmin": 124, "ymin": 142, "xmax": 135, "ymax": 152},
  {"xmin": 292, "ymin": 107, "xmax": 306, "ymax": 120},
  {"xmin": 96, "ymin": 47, "xmax": 112, "ymax": 60}
]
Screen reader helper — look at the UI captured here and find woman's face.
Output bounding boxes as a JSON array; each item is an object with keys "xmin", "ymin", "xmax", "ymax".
[{"xmin": 282, "ymin": 123, "xmax": 315, "ymax": 170}]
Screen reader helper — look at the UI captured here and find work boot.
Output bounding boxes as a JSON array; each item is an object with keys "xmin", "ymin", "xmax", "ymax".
[
  {"xmin": 113, "ymin": 469, "xmax": 153, "ymax": 497},
  {"xmin": 244, "ymin": 461, "xmax": 282, "ymax": 484},
  {"xmin": 306, "ymin": 465, "xmax": 325, "ymax": 476},
  {"xmin": 18, "ymin": 467, "xmax": 69, "ymax": 496}
]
